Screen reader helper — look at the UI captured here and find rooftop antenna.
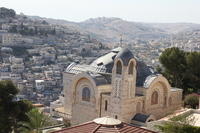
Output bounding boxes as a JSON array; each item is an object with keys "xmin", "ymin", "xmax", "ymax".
[{"xmin": 120, "ymin": 34, "xmax": 123, "ymax": 46}]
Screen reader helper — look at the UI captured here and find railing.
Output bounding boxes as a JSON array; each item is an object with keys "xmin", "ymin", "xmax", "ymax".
[
  {"xmin": 66, "ymin": 63, "xmax": 111, "ymax": 75},
  {"xmin": 53, "ymin": 110, "xmax": 72, "ymax": 119}
]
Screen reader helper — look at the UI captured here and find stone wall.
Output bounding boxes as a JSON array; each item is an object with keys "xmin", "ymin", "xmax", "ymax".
[
  {"xmin": 63, "ymin": 72, "xmax": 74, "ymax": 115},
  {"xmin": 71, "ymin": 103, "xmax": 98, "ymax": 125},
  {"xmin": 144, "ymin": 87, "xmax": 182, "ymax": 119},
  {"xmin": 120, "ymin": 96, "xmax": 145, "ymax": 123}
]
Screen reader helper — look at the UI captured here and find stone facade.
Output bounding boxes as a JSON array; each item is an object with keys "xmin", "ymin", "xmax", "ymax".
[{"xmin": 63, "ymin": 47, "xmax": 183, "ymax": 125}]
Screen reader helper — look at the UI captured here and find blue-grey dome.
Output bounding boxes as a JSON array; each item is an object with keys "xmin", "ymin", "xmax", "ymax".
[
  {"xmin": 115, "ymin": 48, "xmax": 134, "ymax": 66},
  {"xmin": 66, "ymin": 47, "xmax": 156, "ymax": 87}
]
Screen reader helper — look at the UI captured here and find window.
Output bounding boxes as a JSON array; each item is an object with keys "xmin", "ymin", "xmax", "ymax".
[
  {"xmin": 82, "ymin": 87, "xmax": 90, "ymax": 101},
  {"xmin": 128, "ymin": 61, "xmax": 134, "ymax": 74},
  {"xmin": 169, "ymin": 97, "xmax": 172, "ymax": 106},
  {"xmin": 116, "ymin": 61, "xmax": 122, "ymax": 74},
  {"xmin": 164, "ymin": 96, "xmax": 167, "ymax": 107},
  {"xmin": 105, "ymin": 100, "xmax": 108, "ymax": 111},
  {"xmin": 151, "ymin": 91, "xmax": 158, "ymax": 105},
  {"xmin": 115, "ymin": 115, "xmax": 118, "ymax": 119}
]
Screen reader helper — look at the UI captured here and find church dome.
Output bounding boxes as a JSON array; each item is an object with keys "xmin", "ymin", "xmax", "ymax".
[
  {"xmin": 115, "ymin": 48, "xmax": 134, "ymax": 66},
  {"xmin": 93, "ymin": 116, "xmax": 122, "ymax": 126}
]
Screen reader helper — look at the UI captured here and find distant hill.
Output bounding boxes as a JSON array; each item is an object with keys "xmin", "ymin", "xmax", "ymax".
[
  {"xmin": 147, "ymin": 23, "xmax": 200, "ymax": 34},
  {"xmin": 28, "ymin": 16, "xmax": 200, "ymax": 43},
  {"xmin": 77, "ymin": 17, "xmax": 169, "ymax": 43}
]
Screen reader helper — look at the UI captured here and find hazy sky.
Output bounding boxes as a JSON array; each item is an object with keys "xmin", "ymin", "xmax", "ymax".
[{"xmin": 1, "ymin": 0, "xmax": 200, "ymax": 23}]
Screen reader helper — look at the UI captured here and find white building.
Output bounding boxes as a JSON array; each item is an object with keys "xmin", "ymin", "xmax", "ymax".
[
  {"xmin": 35, "ymin": 80, "xmax": 45, "ymax": 90},
  {"xmin": 11, "ymin": 64, "xmax": 24, "ymax": 73},
  {"xmin": 2, "ymin": 33, "xmax": 22, "ymax": 45}
]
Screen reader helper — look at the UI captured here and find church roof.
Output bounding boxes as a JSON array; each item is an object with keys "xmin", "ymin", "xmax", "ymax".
[
  {"xmin": 66, "ymin": 47, "xmax": 157, "ymax": 87},
  {"xmin": 93, "ymin": 116, "xmax": 121, "ymax": 126},
  {"xmin": 143, "ymin": 75, "xmax": 159, "ymax": 88},
  {"xmin": 132, "ymin": 113, "xmax": 151, "ymax": 123},
  {"xmin": 52, "ymin": 116, "xmax": 157, "ymax": 133},
  {"xmin": 136, "ymin": 61, "xmax": 155, "ymax": 87},
  {"xmin": 89, "ymin": 73, "xmax": 111, "ymax": 86},
  {"xmin": 90, "ymin": 49, "xmax": 119, "ymax": 73},
  {"xmin": 115, "ymin": 48, "xmax": 134, "ymax": 66}
]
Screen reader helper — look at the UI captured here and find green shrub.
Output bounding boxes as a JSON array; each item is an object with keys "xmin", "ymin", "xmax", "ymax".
[
  {"xmin": 157, "ymin": 121, "xmax": 200, "ymax": 133},
  {"xmin": 184, "ymin": 94, "xmax": 199, "ymax": 109},
  {"xmin": 170, "ymin": 111, "xmax": 192, "ymax": 122}
]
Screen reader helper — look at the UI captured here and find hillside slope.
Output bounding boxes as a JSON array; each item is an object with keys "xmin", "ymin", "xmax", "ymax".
[{"xmin": 29, "ymin": 16, "xmax": 200, "ymax": 43}]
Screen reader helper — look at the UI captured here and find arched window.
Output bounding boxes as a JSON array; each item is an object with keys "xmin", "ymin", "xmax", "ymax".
[
  {"xmin": 169, "ymin": 97, "xmax": 172, "ymax": 106},
  {"xmin": 116, "ymin": 61, "xmax": 122, "ymax": 74},
  {"xmin": 151, "ymin": 91, "xmax": 158, "ymax": 105},
  {"xmin": 105, "ymin": 100, "xmax": 108, "ymax": 111},
  {"xmin": 115, "ymin": 115, "xmax": 118, "ymax": 119},
  {"xmin": 128, "ymin": 61, "xmax": 134, "ymax": 74},
  {"xmin": 82, "ymin": 87, "xmax": 90, "ymax": 101},
  {"xmin": 164, "ymin": 96, "xmax": 167, "ymax": 107}
]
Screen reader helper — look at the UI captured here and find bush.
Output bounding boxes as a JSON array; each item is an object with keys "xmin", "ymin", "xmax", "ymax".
[
  {"xmin": 157, "ymin": 121, "xmax": 200, "ymax": 133},
  {"xmin": 184, "ymin": 94, "xmax": 199, "ymax": 109},
  {"xmin": 170, "ymin": 111, "xmax": 192, "ymax": 122}
]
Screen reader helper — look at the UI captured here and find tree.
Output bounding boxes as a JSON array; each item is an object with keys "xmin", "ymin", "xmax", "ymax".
[
  {"xmin": 158, "ymin": 47, "xmax": 200, "ymax": 94},
  {"xmin": 184, "ymin": 52, "xmax": 200, "ymax": 90},
  {"xmin": 18, "ymin": 108, "xmax": 51, "ymax": 133},
  {"xmin": 159, "ymin": 47, "xmax": 187, "ymax": 88},
  {"xmin": 0, "ymin": 7, "xmax": 16, "ymax": 18},
  {"xmin": 0, "ymin": 80, "xmax": 33, "ymax": 133}
]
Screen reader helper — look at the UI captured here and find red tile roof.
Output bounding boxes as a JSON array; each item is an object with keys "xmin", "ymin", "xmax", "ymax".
[{"xmin": 52, "ymin": 121, "xmax": 157, "ymax": 133}]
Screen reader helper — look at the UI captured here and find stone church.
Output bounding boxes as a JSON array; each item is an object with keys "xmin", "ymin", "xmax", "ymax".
[{"xmin": 63, "ymin": 47, "xmax": 182, "ymax": 125}]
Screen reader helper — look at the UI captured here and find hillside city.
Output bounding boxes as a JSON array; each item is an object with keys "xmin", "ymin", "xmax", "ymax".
[
  {"xmin": 0, "ymin": 7, "xmax": 109, "ymax": 105},
  {"xmin": 1, "ymin": 7, "xmax": 200, "ymax": 133}
]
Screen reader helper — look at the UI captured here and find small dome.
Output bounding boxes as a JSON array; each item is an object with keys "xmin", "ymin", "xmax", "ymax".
[
  {"xmin": 93, "ymin": 116, "xmax": 122, "ymax": 126},
  {"xmin": 115, "ymin": 48, "xmax": 134, "ymax": 66}
]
